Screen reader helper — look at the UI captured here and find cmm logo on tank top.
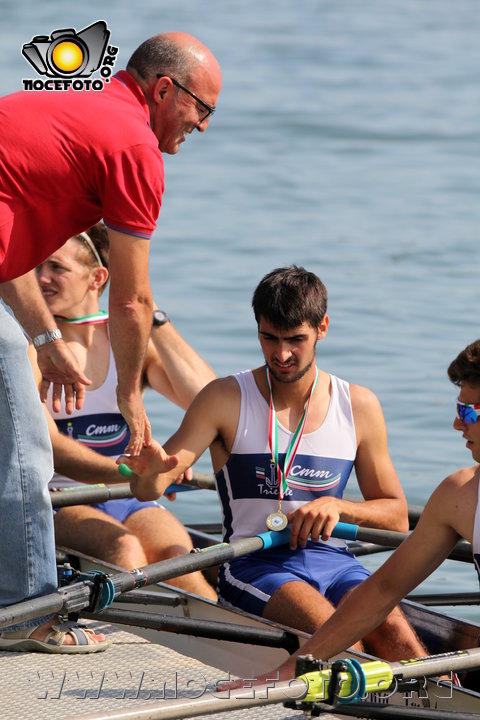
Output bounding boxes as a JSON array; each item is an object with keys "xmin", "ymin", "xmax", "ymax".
[
  {"xmin": 253, "ymin": 454, "xmax": 354, "ymax": 494},
  {"xmin": 254, "ymin": 463, "xmax": 342, "ymax": 493},
  {"xmin": 56, "ymin": 413, "xmax": 129, "ymax": 457},
  {"xmin": 287, "ymin": 464, "xmax": 342, "ymax": 491}
]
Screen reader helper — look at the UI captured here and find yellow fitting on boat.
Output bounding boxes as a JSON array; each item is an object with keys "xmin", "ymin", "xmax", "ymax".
[{"xmin": 298, "ymin": 659, "xmax": 394, "ymax": 704}]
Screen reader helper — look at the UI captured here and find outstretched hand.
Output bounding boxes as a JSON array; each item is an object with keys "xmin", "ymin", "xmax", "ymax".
[
  {"xmin": 37, "ymin": 340, "xmax": 91, "ymax": 413},
  {"xmin": 117, "ymin": 439, "xmax": 179, "ymax": 501}
]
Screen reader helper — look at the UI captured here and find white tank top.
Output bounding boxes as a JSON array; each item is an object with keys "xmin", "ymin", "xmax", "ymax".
[
  {"xmin": 472, "ymin": 475, "xmax": 480, "ymax": 584},
  {"xmin": 47, "ymin": 344, "xmax": 129, "ymax": 488},
  {"xmin": 215, "ymin": 370, "xmax": 357, "ymax": 544}
]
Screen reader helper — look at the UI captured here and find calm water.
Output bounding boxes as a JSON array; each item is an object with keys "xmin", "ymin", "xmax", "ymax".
[{"xmin": 2, "ymin": 1, "xmax": 480, "ymax": 619}]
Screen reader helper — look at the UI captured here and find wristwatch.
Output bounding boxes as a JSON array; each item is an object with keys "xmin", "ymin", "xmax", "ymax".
[
  {"xmin": 32, "ymin": 328, "xmax": 63, "ymax": 349},
  {"xmin": 152, "ymin": 309, "xmax": 169, "ymax": 327}
]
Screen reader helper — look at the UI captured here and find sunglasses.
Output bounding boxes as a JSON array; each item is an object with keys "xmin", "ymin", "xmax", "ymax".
[{"xmin": 456, "ymin": 398, "xmax": 480, "ymax": 424}]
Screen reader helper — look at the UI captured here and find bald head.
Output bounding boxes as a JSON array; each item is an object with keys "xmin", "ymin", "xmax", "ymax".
[{"xmin": 127, "ymin": 32, "xmax": 221, "ymax": 88}]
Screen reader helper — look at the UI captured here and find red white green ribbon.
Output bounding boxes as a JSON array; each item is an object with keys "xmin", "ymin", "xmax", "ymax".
[
  {"xmin": 54, "ymin": 311, "xmax": 108, "ymax": 326},
  {"xmin": 266, "ymin": 365, "xmax": 319, "ymax": 501}
]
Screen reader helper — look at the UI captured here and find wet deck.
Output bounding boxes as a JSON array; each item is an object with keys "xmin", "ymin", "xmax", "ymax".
[{"xmin": 0, "ymin": 620, "xmax": 339, "ymax": 720}]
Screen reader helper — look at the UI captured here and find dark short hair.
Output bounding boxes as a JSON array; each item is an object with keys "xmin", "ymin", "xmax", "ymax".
[
  {"xmin": 127, "ymin": 35, "xmax": 192, "ymax": 84},
  {"xmin": 448, "ymin": 340, "xmax": 480, "ymax": 388},
  {"xmin": 252, "ymin": 265, "xmax": 328, "ymax": 330}
]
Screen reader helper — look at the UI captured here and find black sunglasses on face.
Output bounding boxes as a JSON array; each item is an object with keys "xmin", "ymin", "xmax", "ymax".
[{"xmin": 156, "ymin": 74, "xmax": 215, "ymax": 123}]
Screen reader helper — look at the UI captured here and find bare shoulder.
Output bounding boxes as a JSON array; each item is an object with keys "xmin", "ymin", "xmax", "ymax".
[
  {"xmin": 349, "ymin": 384, "xmax": 386, "ymax": 437},
  {"xmin": 434, "ymin": 465, "xmax": 479, "ymax": 505},
  {"xmin": 422, "ymin": 465, "xmax": 479, "ymax": 543},
  {"xmin": 199, "ymin": 374, "xmax": 240, "ymax": 398},
  {"xmin": 349, "ymin": 383, "xmax": 382, "ymax": 413},
  {"xmin": 188, "ymin": 374, "xmax": 241, "ymax": 414},
  {"xmin": 191, "ymin": 375, "xmax": 242, "ymax": 461}
]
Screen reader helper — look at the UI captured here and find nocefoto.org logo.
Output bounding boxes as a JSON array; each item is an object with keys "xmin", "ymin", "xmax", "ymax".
[{"xmin": 22, "ymin": 20, "xmax": 118, "ymax": 91}]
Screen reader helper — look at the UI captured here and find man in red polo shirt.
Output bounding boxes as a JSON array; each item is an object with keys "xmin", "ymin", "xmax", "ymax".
[{"xmin": 0, "ymin": 31, "xmax": 221, "ymax": 652}]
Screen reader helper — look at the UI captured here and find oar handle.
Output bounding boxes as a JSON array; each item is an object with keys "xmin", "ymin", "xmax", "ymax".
[
  {"xmin": 331, "ymin": 521, "xmax": 359, "ymax": 541},
  {"xmin": 257, "ymin": 521, "xmax": 359, "ymax": 550},
  {"xmin": 118, "ymin": 463, "xmax": 133, "ymax": 478}
]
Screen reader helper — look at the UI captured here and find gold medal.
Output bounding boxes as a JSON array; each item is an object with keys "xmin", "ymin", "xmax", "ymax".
[{"xmin": 266, "ymin": 511, "xmax": 288, "ymax": 532}]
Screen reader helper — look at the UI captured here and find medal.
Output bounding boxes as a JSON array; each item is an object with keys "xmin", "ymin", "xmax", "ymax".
[
  {"xmin": 266, "ymin": 511, "xmax": 288, "ymax": 531},
  {"xmin": 265, "ymin": 365, "xmax": 319, "ymax": 531}
]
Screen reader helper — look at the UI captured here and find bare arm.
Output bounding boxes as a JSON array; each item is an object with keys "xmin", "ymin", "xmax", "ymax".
[
  {"xmin": 273, "ymin": 476, "xmax": 464, "ymax": 679},
  {"xmin": 107, "ymin": 229, "xmax": 153, "ymax": 455},
  {"xmin": 27, "ymin": 345, "xmax": 129, "ymax": 484},
  {"xmin": 288, "ymin": 385, "xmax": 408, "ymax": 549},
  {"xmin": 144, "ymin": 312, "xmax": 215, "ymax": 409},
  {"xmin": 1, "ymin": 271, "xmax": 90, "ymax": 413},
  {"xmin": 45, "ymin": 410, "xmax": 125, "ymax": 483},
  {"xmin": 346, "ymin": 384, "xmax": 408, "ymax": 530},
  {"xmin": 118, "ymin": 377, "xmax": 239, "ymax": 500}
]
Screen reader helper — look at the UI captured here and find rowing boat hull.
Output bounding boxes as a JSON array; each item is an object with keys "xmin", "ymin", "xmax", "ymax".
[{"xmin": 58, "ymin": 542, "xmax": 480, "ymax": 711}]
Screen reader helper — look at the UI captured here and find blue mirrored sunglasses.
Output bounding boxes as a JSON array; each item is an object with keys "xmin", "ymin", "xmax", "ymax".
[{"xmin": 456, "ymin": 398, "xmax": 480, "ymax": 424}]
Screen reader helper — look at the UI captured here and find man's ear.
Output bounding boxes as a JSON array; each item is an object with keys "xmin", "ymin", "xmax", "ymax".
[
  {"xmin": 317, "ymin": 314, "xmax": 329, "ymax": 339},
  {"xmin": 154, "ymin": 75, "xmax": 173, "ymax": 103}
]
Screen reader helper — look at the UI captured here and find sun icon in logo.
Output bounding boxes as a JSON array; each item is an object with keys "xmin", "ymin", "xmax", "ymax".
[{"xmin": 51, "ymin": 40, "xmax": 85, "ymax": 74}]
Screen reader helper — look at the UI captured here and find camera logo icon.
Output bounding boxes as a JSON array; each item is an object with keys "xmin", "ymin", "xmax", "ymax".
[{"xmin": 22, "ymin": 21, "xmax": 110, "ymax": 79}]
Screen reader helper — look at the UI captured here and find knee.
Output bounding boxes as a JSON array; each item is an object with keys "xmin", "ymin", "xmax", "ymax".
[{"xmin": 111, "ymin": 533, "xmax": 147, "ymax": 568}]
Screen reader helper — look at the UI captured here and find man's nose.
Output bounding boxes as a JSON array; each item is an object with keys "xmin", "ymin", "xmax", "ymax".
[
  {"xmin": 276, "ymin": 343, "xmax": 292, "ymax": 362},
  {"xmin": 196, "ymin": 116, "xmax": 211, "ymax": 132}
]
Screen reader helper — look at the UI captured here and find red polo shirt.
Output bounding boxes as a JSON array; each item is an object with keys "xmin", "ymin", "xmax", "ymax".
[{"xmin": 0, "ymin": 70, "xmax": 164, "ymax": 281}]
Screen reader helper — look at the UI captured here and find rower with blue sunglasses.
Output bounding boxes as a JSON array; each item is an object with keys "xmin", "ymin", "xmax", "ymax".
[{"xmin": 229, "ymin": 338, "xmax": 480, "ymax": 685}]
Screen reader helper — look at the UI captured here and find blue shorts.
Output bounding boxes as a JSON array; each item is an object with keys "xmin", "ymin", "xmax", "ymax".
[
  {"xmin": 92, "ymin": 497, "xmax": 162, "ymax": 523},
  {"xmin": 218, "ymin": 541, "xmax": 370, "ymax": 617},
  {"xmin": 57, "ymin": 497, "xmax": 162, "ymax": 524}
]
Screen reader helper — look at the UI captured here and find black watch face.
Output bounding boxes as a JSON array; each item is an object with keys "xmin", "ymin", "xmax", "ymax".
[{"xmin": 153, "ymin": 310, "xmax": 168, "ymax": 326}]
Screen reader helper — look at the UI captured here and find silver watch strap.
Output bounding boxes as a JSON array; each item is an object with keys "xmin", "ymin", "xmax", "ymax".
[{"xmin": 32, "ymin": 328, "xmax": 63, "ymax": 349}]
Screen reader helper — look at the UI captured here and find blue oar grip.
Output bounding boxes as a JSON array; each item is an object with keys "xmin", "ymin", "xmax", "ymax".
[
  {"xmin": 331, "ymin": 521, "xmax": 359, "ymax": 541},
  {"xmin": 258, "ymin": 521, "xmax": 359, "ymax": 550},
  {"xmin": 257, "ymin": 528, "xmax": 291, "ymax": 549},
  {"xmin": 163, "ymin": 484, "xmax": 196, "ymax": 494}
]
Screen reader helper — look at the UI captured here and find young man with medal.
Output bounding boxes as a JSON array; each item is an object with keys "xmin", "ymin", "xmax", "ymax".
[{"xmin": 119, "ymin": 265, "xmax": 425, "ymax": 661}]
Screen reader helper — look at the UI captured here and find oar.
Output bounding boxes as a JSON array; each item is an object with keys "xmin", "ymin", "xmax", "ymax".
[
  {"xmin": 297, "ymin": 646, "xmax": 480, "ymax": 702},
  {"xmin": 332, "ymin": 521, "xmax": 472, "ymax": 562},
  {"xmin": 406, "ymin": 591, "xmax": 480, "ymax": 606},
  {"xmin": 50, "ymin": 470, "xmax": 215, "ymax": 508},
  {"xmin": 0, "ymin": 521, "xmax": 469, "ymax": 629},
  {"xmin": 0, "ymin": 527, "xmax": 293, "ymax": 629},
  {"xmin": 72, "ymin": 647, "xmax": 480, "ymax": 720}
]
